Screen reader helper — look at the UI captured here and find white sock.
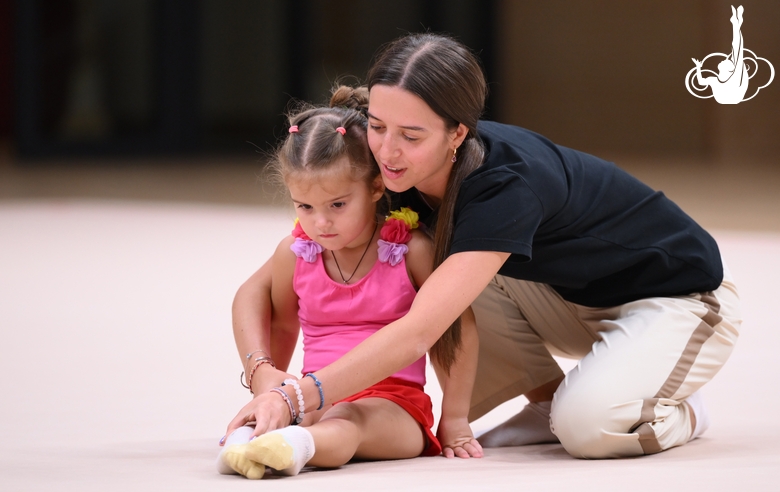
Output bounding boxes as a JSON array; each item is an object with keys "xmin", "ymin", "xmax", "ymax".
[
  {"xmin": 477, "ymin": 401, "xmax": 559, "ymax": 447},
  {"xmin": 246, "ymin": 426, "xmax": 316, "ymax": 476},
  {"xmin": 216, "ymin": 426, "xmax": 255, "ymax": 475},
  {"xmin": 686, "ymin": 391, "xmax": 710, "ymax": 440}
]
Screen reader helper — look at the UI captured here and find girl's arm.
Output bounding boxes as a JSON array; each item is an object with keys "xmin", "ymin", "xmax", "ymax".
[
  {"xmin": 434, "ymin": 307, "xmax": 482, "ymax": 458},
  {"xmin": 226, "ymin": 248, "xmax": 509, "ymax": 438},
  {"xmin": 230, "ymin": 239, "xmax": 300, "ymax": 401}
]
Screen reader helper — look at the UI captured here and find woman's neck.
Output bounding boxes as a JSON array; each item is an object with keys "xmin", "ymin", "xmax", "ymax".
[{"xmin": 417, "ymin": 189, "xmax": 442, "ymax": 209}]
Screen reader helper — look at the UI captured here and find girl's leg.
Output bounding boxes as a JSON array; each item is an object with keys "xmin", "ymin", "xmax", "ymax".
[
  {"xmin": 551, "ymin": 264, "xmax": 741, "ymax": 458},
  {"xmin": 306, "ymin": 397, "xmax": 426, "ymax": 467},
  {"xmin": 228, "ymin": 397, "xmax": 425, "ymax": 478}
]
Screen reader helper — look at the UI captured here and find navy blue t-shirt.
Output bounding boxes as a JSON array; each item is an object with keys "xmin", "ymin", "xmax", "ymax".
[{"xmin": 392, "ymin": 120, "xmax": 723, "ymax": 307}]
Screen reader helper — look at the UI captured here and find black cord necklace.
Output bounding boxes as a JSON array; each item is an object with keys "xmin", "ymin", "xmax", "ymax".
[{"xmin": 331, "ymin": 221, "xmax": 378, "ymax": 284}]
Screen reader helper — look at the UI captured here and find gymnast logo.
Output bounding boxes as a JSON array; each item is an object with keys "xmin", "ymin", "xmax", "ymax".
[{"xmin": 685, "ymin": 5, "xmax": 774, "ymax": 104}]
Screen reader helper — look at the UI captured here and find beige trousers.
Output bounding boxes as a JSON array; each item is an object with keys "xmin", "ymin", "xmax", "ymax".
[{"xmin": 469, "ymin": 260, "xmax": 741, "ymax": 458}]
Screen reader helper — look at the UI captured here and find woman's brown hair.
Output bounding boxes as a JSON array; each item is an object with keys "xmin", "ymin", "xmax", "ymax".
[{"xmin": 367, "ymin": 33, "xmax": 488, "ymax": 373}]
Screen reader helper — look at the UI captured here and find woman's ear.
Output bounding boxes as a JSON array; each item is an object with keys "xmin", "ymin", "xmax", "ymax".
[{"xmin": 450, "ymin": 122, "xmax": 469, "ymax": 149}]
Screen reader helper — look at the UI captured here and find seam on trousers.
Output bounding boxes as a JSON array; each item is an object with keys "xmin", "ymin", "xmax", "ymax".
[
  {"xmin": 634, "ymin": 292, "xmax": 722, "ymax": 453},
  {"xmin": 630, "ymin": 398, "xmax": 660, "ymax": 433},
  {"xmin": 636, "ymin": 423, "xmax": 663, "ymax": 454}
]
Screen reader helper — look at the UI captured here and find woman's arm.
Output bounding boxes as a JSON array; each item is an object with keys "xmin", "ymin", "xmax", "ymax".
[
  {"xmin": 435, "ymin": 306, "xmax": 482, "ymax": 458},
  {"xmin": 226, "ymin": 248, "xmax": 509, "ymax": 438},
  {"xmin": 406, "ymin": 230, "xmax": 482, "ymax": 458}
]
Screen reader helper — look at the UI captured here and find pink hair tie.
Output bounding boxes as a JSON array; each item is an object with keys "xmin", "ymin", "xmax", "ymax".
[
  {"xmin": 288, "ymin": 125, "xmax": 299, "ymax": 133},
  {"xmin": 335, "ymin": 126, "xmax": 346, "ymax": 136}
]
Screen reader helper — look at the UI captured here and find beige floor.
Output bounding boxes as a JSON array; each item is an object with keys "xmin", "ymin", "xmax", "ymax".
[{"xmin": 1, "ymin": 156, "xmax": 779, "ymax": 491}]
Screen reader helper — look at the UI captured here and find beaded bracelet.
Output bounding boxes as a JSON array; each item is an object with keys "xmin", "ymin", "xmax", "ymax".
[
  {"xmin": 305, "ymin": 373, "xmax": 324, "ymax": 410},
  {"xmin": 283, "ymin": 378, "xmax": 305, "ymax": 425},
  {"xmin": 270, "ymin": 387, "xmax": 296, "ymax": 424},
  {"xmin": 246, "ymin": 357, "xmax": 275, "ymax": 394}
]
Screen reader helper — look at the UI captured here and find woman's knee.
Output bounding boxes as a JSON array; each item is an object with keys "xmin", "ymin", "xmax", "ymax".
[{"xmin": 550, "ymin": 390, "xmax": 634, "ymax": 459}]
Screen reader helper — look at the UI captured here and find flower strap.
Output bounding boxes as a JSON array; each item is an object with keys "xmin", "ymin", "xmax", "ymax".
[
  {"xmin": 378, "ymin": 207, "xmax": 419, "ymax": 266},
  {"xmin": 290, "ymin": 219, "xmax": 323, "ymax": 263}
]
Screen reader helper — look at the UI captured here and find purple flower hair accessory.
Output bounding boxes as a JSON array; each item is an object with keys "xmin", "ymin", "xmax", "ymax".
[
  {"xmin": 377, "ymin": 239, "xmax": 409, "ymax": 267},
  {"xmin": 290, "ymin": 238, "xmax": 324, "ymax": 263}
]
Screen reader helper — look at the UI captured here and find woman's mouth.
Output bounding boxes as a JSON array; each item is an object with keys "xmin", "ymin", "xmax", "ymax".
[{"xmin": 383, "ymin": 164, "xmax": 406, "ymax": 179}]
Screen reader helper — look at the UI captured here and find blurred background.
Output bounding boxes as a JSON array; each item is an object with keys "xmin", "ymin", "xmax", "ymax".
[
  {"xmin": 1, "ymin": 0, "xmax": 778, "ymax": 219},
  {"xmin": 1, "ymin": 4, "xmax": 780, "ymax": 482}
]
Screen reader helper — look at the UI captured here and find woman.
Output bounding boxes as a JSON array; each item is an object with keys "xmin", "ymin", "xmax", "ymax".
[{"xmin": 225, "ymin": 33, "xmax": 741, "ymax": 459}]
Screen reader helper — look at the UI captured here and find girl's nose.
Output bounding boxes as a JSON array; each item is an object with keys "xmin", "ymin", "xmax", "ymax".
[{"xmin": 315, "ymin": 215, "xmax": 330, "ymax": 230}]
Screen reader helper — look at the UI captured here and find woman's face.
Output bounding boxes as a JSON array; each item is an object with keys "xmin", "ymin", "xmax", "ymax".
[{"xmin": 367, "ymin": 84, "xmax": 466, "ymax": 201}]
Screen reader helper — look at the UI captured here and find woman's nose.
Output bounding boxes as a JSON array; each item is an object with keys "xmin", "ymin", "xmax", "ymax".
[{"xmin": 377, "ymin": 134, "xmax": 397, "ymax": 161}]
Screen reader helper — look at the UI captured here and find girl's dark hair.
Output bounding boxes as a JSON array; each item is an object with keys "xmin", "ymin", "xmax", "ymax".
[
  {"xmin": 272, "ymin": 85, "xmax": 380, "ymax": 193},
  {"xmin": 367, "ymin": 33, "xmax": 487, "ymax": 373}
]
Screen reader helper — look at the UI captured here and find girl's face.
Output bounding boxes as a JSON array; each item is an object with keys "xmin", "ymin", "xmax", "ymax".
[
  {"xmin": 287, "ymin": 159, "xmax": 384, "ymax": 252},
  {"xmin": 367, "ymin": 84, "xmax": 467, "ymax": 201}
]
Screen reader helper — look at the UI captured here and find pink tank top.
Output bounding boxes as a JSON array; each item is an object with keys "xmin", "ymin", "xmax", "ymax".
[{"xmin": 290, "ymin": 211, "xmax": 426, "ymax": 386}]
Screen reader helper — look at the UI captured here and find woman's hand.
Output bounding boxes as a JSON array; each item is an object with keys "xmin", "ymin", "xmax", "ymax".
[{"xmin": 437, "ymin": 416, "xmax": 484, "ymax": 459}]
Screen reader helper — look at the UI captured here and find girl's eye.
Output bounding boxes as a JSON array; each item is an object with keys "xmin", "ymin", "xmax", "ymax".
[
  {"xmin": 297, "ymin": 204, "xmax": 312, "ymax": 210},
  {"xmin": 332, "ymin": 202, "xmax": 346, "ymax": 208}
]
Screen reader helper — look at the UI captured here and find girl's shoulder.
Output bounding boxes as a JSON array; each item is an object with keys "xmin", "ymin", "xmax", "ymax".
[
  {"xmin": 289, "ymin": 219, "xmax": 323, "ymax": 263},
  {"xmin": 380, "ymin": 208, "xmax": 433, "ymax": 288}
]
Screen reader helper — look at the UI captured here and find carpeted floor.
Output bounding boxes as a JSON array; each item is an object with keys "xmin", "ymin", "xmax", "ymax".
[{"xmin": 1, "ymin": 158, "xmax": 778, "ymax": 490}]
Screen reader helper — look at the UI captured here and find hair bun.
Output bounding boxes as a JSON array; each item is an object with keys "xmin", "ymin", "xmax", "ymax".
[{"xmin": 329, "ymin": 85, "xmax": 369, "ymax": 112}]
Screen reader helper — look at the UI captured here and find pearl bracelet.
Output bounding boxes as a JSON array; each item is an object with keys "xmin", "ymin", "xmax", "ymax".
[{"xmin": 283, "ymin": 378, "xmax": 305, "ymax": 425}]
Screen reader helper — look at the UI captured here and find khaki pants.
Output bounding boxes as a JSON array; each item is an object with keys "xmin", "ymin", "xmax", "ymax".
[{"xmin": 469, "ymin": 260, "xmax": 741, "ymax": 458}]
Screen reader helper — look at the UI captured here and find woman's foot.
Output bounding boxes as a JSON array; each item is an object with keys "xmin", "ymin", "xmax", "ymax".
[
  {"xmin": 685, "ymin": 391, "xmax": 711, "ymax": 440},
  {"xmin": 477, "ymin": 401, "xmax": 559, "ymax": 447}
]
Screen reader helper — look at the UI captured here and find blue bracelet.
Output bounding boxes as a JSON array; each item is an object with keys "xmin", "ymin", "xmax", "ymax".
[{"xmin": 305, "ymin": 373, "xmax": 325, "ymax": 410}]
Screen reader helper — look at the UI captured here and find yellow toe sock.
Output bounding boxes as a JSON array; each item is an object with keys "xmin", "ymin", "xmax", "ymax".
[
  {"xmin": 222, "ymin": 444, "xmax": 267, "ymax": 479},
  {"xmin": 244, "ymin": 433, "xmax": 295, "ymax": 471}
]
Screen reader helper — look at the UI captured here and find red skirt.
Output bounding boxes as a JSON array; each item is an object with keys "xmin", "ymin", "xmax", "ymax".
[{"xmin": 339, "ymin": 377, "xmax": 442, "ymax": 456}]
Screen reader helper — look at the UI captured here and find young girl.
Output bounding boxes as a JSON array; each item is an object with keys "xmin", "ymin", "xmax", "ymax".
[{"xmin": 217, "ymin": 87, "xmax": 482, "ymax": 479}]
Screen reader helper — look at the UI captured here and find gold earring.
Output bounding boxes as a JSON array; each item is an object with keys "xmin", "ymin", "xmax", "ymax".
[{"xmin": 451, "ymin": 148, "xmax": 457, "ymax": 163}]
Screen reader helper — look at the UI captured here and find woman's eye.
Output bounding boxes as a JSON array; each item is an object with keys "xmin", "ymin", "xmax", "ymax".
[
  {"xmin": 403, "ymin": 134, "xmax": 418, "ymax": 142},
  {"xmin": 369, "ymin": 124, "xmax": 384, "ymax": 132}
]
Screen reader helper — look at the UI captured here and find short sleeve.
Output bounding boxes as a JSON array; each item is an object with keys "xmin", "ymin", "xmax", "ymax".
[{"xmin": 449, "ymin": 168, "xmax": 544, "ymax": 260}]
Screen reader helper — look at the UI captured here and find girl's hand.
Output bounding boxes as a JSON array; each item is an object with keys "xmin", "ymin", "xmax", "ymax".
[
  {"xmin": 221, "ymin": 366, "xmax": 298, "ymax": 446},
  {"xmin": 223, "ymin": 391, "xmax": 292, "ymax": 444},
  {"xmin": 437, "ymin": 416, "xmax": 484, "ymax": 459}
]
